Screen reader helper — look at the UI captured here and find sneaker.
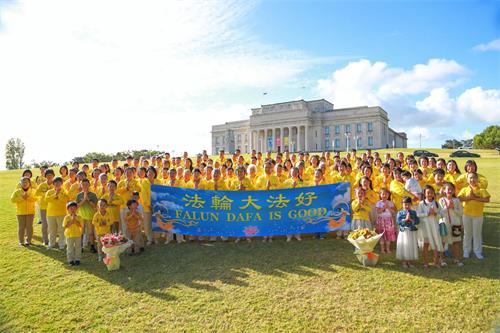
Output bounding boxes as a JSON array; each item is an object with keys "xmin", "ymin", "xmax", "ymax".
[
  {"xmin": 98, "ymin": 256, "xmax": 103, "ymax": 262},
  {"xmin": 69, "ymin": 261, "xmax": 75, "ymax": 266},
  {"xmin": 296, "ymin": 236, "xmax": 302, "ymax": 241},
  {"xmin": 59, "ymin": 245, "xmax": 65, "ymax": 250},
  {"xmin": 165, "ymin": 240, "xmax": 171, "ymax": 245},
  {"xmin": 440, "ymin": 261, "xmax": 448, "ymax": 267},
  {"xmin": 90, "ymin": 245, "xmax": 97, "ymax": 253},
  {"xmin": 475, "ymin": 253, "xmax": 484, "ymax": 260},
  {"xmin": 18, "ymin": 242, "xmax": 24, "ymax": 247},
  {"xmin": 286, "ymin": 237, "xmax": 292, "ymax": 242},
  {"xmin": 140, "ymin": 247, "xmax": 145, "ymax": 253},
  {"xmin": 74, "ymin": 260, "xmax": 80, "ymax": 266},
  {"xmin": 234, "ymin": 238, "xmax": 240, "ymax": 244},
  {"xmin": 463, "ymin": 253, "xmax": 470, "ymax": 259},
  {"xmin": 146, "ymin": 241, "xmax": 153, "ymax": 246},
  {"xmin": 456, "ymin": 261, "xmax": 464, "ymax": 267},
  {"xmin": 37, "ymin": 220, "xmax": 42, "ymax": 225},
  {"xmin": 24, "ymin": 242, "xmax": 30, "ymax": 246}
]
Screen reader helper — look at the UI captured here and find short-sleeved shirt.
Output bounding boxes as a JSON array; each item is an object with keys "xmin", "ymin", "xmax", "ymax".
[
  {"xmin": 76, "ymin": 191, "xmax": 98, "ymax": 220},
  {"xmin": 458, "ymin": 187, "xmax": 490, "ymax": 217},
  {"xmin": 63, "ymin": 214, "xmax": 84, "ymax": 238}
]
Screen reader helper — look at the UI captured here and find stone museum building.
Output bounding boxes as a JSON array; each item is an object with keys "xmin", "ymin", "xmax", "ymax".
[{"xmin": 211, "ymin": 99, "xmax": 407, "ymax": 154}]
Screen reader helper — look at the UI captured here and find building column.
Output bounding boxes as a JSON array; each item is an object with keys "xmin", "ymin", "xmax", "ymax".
[
  {"xmin": 280, "ymin": 127, "xmax": 284, "ymax": 153},
  {"xmin": 304, "ymin": 125, "xmax": 309, "ymax": 152},
  {"xmin": 296, "ymin": 126, "xmax": 301, "ymax": 152}
]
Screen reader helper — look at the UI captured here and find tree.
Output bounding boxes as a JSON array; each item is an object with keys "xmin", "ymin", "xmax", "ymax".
[
  {"xmin": 441, "ymin": 139, "xmax": 463, "ymax": 149},
  {"xmin": 473, "ymin": 125, "xmax": 500, "ymax": 149},
  {"xmin": 5, "ymin": 138, "xmax": 25, "ymax": 170}
]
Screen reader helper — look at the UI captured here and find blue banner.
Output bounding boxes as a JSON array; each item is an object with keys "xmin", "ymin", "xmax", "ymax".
[{"xmin": 151, "ymin": 183, "xmax": 351, "ymax": 237}]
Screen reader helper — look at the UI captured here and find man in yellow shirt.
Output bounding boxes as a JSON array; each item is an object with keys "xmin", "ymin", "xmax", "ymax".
[
  {"xmin": 390, "ymin": 168, "xmax": 416, "ymax": 211},
  {"xmin": 256, "ymin": 162, "xmax": 280, "ymax": 190},
  {"xmin": 63, "ymin": 202, "xmax": 84, "ymax": 266},
  {"xmin": 100, "ymin": 180, "xmax": 123, "ymax": 234},
  {"xmin": 117, "ymin": 167, "xmax": 142, "ymax": 235},
  {"xmin": 35, "ymin": 168, "xmax": 55, "ymax": 245},
  {"xmin": 45, "ymin": 177, "xmax": 69, "ymax": 249},
  {"xmin": 231, "ymin": 166, "xmax": 253, "ymax": 191},
  {"xmin": 458, "ymin": 172, "xmax": 490, "ymax": 259}
]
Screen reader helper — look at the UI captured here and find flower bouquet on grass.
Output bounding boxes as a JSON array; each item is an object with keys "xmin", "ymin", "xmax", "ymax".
[
  {"xmin": 100, "ymin": 233, "xmax": 133, "ymax": 271},
  {"xmin": 347, "ymin": 228, "xmax": 384, "ymax": 266}
]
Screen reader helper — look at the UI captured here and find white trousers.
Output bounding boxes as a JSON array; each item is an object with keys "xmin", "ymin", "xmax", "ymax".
[
  {"xmin": 462, "ymin": 215, "xmax": 483, "ymax": 256},
  {"xmin": 47, "ymin": 216, "xmax": 66, "ymax": 248}
]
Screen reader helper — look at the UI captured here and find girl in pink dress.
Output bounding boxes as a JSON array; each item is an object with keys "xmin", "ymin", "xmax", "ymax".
[{"xmin": 375, "ymin": 188, "xmax": 397, "ymax": 253}]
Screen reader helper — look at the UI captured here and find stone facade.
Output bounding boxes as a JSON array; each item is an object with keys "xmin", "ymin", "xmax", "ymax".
[{"xmin": 211, "ymin": 99, "xmax": 407, "ymax": 154}]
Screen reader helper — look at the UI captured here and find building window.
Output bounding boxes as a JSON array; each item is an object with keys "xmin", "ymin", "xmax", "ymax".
[
  {"xmin": 237, "ymin": 134, "xmax": 241, "ymax": 143},
  {"xmin": 315, "ymin": 130, "xmax": 318, "ymax": 138},
  {"xmin": 334, "ymin": 138, "xmax": 340, "ymax": 148},
  {"xmin": 245, "ymin": 134, "xmax": 248, "ymax": 142},
  {"xmin": 368, "ymin": 136, "xmax": 373, "ymax": 146},
  {"xmin": 356, "ymin": 123, "xmax": 362, "ymax": 133},
  {"xmin": 215, "ymin": 137, "xmax": 220, "ymax": 144},
  {"xmin": 357, "ymin": 137, "xmax": 362, "ymax": 148},
  {"xmin": 325, "ymin": 139, "xmax": 330, "ymax": 149},
  {"xmin": 324, "ymin": 126, "xmax": 330, "ymax": 136},
  {"xmin": 368, "ymin": 122, "xmax": 373, "ymax": 132},
  {"xmin": 335, "ymin": 125, "xmax": 340, "ymax": 135},
  {"xmin": 315, "ymin": 143, "xmax": 318, "ymax": 150},
  {"xmin": 345, "ymin": 124, "xmax": 351, "ymax": 133}
]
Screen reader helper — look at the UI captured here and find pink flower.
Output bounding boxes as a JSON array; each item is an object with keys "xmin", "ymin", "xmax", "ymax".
[{"xmin": 243, "ymin": 226, "xmax": 259, "ymax": 236}]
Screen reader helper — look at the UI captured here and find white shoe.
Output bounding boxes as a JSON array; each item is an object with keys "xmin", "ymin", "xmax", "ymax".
[
  {"xmin": 146, "ymin": 241, "xmax": 153, "ymax": 246},
  {"xmin": 286, "ymin": 237, "xmax": 292, "ymax": 242},
  {"xmin": 234, "ymin": 238, "xmax": 240, "ymax": 243},
  {"xmin": 463, "ymin": 253, "xmax": 470, "ymax": 259},
  {"xmin": 456, "ymin": 261, "xmax": 464, "ymax": 267},
  {"xmin": 296, "ymin": 236, "xmax": 302, "ymax": 241},
  {"xmin": 164, "ymin": 240, "xmax": 171, "ymax": 245},
  {"xmin": 475, "ymin": 253, "xmax": 484, "ymax": 259}
]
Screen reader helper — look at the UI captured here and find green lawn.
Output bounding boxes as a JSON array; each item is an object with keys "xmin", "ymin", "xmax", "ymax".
[{"xmin": 1, "ymin": 150, "xmax": 499, "ymax": 332}]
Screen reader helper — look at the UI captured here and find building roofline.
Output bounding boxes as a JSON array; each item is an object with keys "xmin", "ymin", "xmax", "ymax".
[{"xmin": 258, "ymin": 98, "xmax": 332, "ymax": 108}]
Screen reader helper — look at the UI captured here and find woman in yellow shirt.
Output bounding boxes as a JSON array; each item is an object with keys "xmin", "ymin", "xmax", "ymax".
[
  {"xmin": 35, "ymin": 168, "xmax": 55, "ymax": 245},
  {"xmin": 11, "ymin": 177, "xmax": 37, "ymax": 246},
  {"xmin": 458, "ymin": 172, "xmax": 490, "ymax": 259}
]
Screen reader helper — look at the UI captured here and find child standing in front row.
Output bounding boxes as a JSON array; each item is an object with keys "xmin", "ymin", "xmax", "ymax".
[
  {"xmin": 63, "ymin": 202, "xmax": 83, "ymax": 266},
  {"xmin": 458, "ymin": 172, "xmax": 490, "ymax": 259},
  {"xmin": 439, "ymin": 182, "xmax": 464, "ymax": 266},
  {"xmin": 350, "ymin": 188, "xmax": 372, "ymax": 230},
  {"xmin": 417, "ymin": 185, "xmax": 444, "ymax": 268},
  {"xmin": 375, "ymin": 188, "xmax": 396, "ymax": 253},
  {"xmin": 124, "ymin": 199, "xmax": 143, "ymax": 255},
  {"xmin": 92, "ymin": 199, "xmax": 113, "ymax": 261},
  {"xmin": 396, "ymin": 197, "xmax": 419, "ymax": 268}
]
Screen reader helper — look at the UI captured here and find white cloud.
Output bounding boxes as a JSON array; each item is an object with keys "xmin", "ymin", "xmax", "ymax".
[
  {"xmin": 473, "ymin": 38, "xmax": 500, "ymax": 52},
  {"xmin": 0, "ymin": 0, "xmax": 334, "ymax": 168},
  {"xmin": 459, "ymin": 130, "xmax": 474, "ymax": 140},
  {"xmin": 456, "ymin": 87, "xmax": 500, "ymax": 122},
  {"xmin": 315, "ymin": 58, "xmax": 499, "ymax": 147},
  {"xmin": 316, "ymin": 58, "xmax": 467, "ymax": 109}
]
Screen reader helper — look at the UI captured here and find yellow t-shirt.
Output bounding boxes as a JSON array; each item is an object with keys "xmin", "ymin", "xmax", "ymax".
[
  {"xmin": 45, "ymin": 189, "xmax": 70, "ymax": 217},
  {"xmin": 458, "ymin": 187, "xmax": 490, "ymax": 217},
  {"xmin": 11, "ymin": 188, "xmax": 37, "ymax": 215},
  {"xmin": 205, "ymin": 179, "xmax": 228, "ymax": 191},
  {"xmin": 68, "ymin": 182, "xmax": 81, "ymax": 201},
  {"xmin": 117, "ymin": 179, "xmax": 141, "ymax": 209},
  {"xmin": 35, "ymin": 182, "xmax": 54, "ymax": 209},
  {"xmin": 92, "ymin": 210, "xmax": 113, "ymax": 236},
  {"xmin": 100, "ymin": 193, "xmax": 123, "ymax": 222},
  {"xmin": 390, "ymin": 179, "xmax": 413, "ymax": 210},
  {"xmin": 256, "ymin": 174, "xmax": 280, "ymax": 190},
  {"xmin": 351, "ymin": 199, "xmax": 371, "ymax": 221},
  {"xmin": 230, "ymin": 178, "xmax": 254, "ymax": 191},
  {"xmin": 282, "ymin": 178, "xmax": 304, "ymax": 189},
  {"xmin": 63, "ymin": 214, "xmax": 84, "ymax": 238}
]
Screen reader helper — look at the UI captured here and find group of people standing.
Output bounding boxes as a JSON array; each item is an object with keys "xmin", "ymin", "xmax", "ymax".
[{"xmin": 10, "ymin": 148, "xmax": 490, "ymax": 268}]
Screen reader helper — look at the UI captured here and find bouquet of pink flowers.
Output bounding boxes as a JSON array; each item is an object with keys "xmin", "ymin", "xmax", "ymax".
[{"xmin": 100, "ymin": 233, "xmax": 133, "ymax": 271}]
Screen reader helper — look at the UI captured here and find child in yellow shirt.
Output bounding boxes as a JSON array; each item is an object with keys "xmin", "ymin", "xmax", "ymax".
[
  {"xmin": 124, "ymin": 199, "xmax": 143, "ymax": 255},
  {"xmin": 92, "ymin": 199, "xmax": 113, "ymax": 261},
  {"xmin": 351, "ymin": 188, "xmax": 372, "ymax": 230},
  {"xmin": 63, "ymin": 202, "xmax": 84, "ymax": 266}
]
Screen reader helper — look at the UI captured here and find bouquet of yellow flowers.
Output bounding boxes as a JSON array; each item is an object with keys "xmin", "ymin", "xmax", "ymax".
[{"xmin": 347, "ymin": 228, "xmax": 383, "ymax": 266}]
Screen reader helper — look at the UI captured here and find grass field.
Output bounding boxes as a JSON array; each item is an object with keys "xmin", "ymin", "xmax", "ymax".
[{"xmin": 0, "ymin": 149, "xmax": 499, "ymax": 332}]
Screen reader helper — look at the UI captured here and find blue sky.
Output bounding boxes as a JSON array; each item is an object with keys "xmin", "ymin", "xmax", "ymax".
[{"xmin": 0, "ymin": 0, "xmax": 498, "ymax": 166}]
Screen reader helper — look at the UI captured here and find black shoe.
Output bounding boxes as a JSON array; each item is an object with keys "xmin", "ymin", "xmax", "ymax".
[
  {"xmin": 140, "ymin": 247, "xmax": 145, "ymax": 253},
  {"xmin": 90, "ymin": 245, "xmax": 97, "ymax": 253},
  {"xmin": 69, "ymin": 261, "xmax": 75, "ymax": 266},
  {"xmin": 75, "ymin": 260, "xmax": 80, "ymax": 266},
  {"xmin": 37, "ymin": 221, "xmax": 42, "ymax": 225}
]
